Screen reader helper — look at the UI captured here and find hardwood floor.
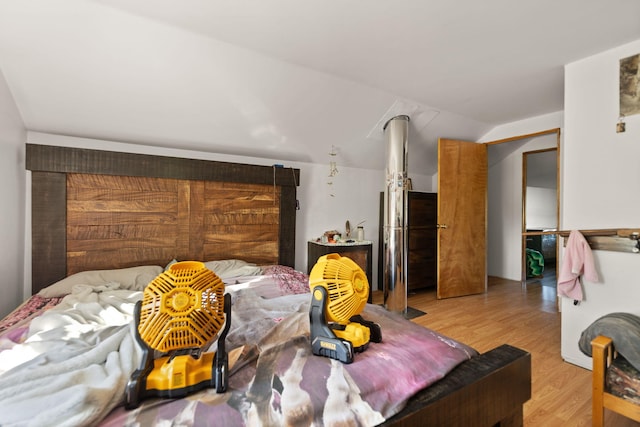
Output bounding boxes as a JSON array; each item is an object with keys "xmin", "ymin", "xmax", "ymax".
[{"xmin": 374, "ymin": 277, "xmax": 640, "ymax": 426}]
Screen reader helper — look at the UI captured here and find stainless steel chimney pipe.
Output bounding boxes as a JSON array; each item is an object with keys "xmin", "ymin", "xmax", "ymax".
[{"xmin": 382, "ymin": 115, "xmax": 409, "ymax": 314}]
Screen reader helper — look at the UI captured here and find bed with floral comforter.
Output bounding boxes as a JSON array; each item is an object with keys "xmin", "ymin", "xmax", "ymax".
[{"xmin": 0, "ymin": 264, "xmax": 476, "ymax": 427}]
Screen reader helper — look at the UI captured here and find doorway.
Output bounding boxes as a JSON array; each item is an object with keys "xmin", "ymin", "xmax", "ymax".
[
  {"xmin": 486, "ymin": 129, "xmax": 560, "ymax": 289},
  {"xmin": 435, "ymin": 129, "xmax": 560, "ymax": 299},
  {"xmin": 522, "ymin": 148, "xmax": 558, "ymax": 293}
]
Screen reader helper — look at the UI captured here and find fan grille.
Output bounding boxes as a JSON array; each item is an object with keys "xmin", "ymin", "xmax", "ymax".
[
  {"xmin": 138, "ymin": 261, "xmax": 225, "ymax": 352},
  {"xmin": 309, "ymin": 254, "xmax": 369, "ymax": 323}
]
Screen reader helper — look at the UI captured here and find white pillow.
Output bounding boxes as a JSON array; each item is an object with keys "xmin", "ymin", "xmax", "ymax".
[
  {"xmin": 38, "ymin": 265, "xmax": 163, "ymax": 298},
  {"xmin": 203, "ymin": 259, "xmax": 263, "ymax": 279}
]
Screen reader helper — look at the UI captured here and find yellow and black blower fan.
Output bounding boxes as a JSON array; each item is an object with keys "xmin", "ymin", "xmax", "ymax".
[
  {"xmin": 309, "ymin": 253, "xmax": 382, "ymax": 364},
  {"xmin": 125, "ymin": 261, "xmax": 231, "ymax": 409}
]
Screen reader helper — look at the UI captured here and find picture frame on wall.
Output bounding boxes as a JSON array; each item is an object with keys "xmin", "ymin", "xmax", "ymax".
[{"xmin": 620, "ymin": 53, "xmax": 640, "ymax": 116}]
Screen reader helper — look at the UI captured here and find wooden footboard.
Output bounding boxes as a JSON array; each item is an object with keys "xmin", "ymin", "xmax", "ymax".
[{"xmin": 383, "ymin": 344, "xmax": 531, "ymax": 427}]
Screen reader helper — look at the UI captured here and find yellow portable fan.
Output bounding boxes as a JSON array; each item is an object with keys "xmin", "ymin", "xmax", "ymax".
[
  {"xmin": 125, "ymin": 261, "xmax": 231, "ymax": 409},
  {"xmin": 309, "ymin": 253, "xmax": 382, "ymax": 364}
]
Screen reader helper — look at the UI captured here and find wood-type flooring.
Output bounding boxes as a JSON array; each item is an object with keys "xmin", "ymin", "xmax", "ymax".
[{"xmin": 373, "ymin": 275, "xmax": 639, "ymax": 426}]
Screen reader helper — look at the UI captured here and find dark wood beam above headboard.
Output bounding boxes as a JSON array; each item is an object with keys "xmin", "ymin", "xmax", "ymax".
[{"xmin": 26, "ymin": 144, "xmax": 300, "ymax": 186}]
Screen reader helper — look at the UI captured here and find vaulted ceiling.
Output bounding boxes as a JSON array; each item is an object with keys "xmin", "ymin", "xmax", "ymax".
[{"xmin": 1, "ymin": 0, "xmax": 639, "ymax": 175}]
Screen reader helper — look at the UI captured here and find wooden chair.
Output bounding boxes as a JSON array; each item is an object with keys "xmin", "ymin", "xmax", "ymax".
[{"xmin": 591, "ymin": 335, "xmax": 640, "ymax": 426}]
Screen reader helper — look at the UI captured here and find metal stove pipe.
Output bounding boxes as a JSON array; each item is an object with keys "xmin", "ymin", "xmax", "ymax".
[{"xmin": 382, "ymin": 115, "xmax": 409, "ymax": 314}]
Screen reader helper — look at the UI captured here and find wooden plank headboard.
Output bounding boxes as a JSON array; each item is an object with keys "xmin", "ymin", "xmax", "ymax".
[{"xmin": 26, "ymin": 144, "xmax": 300, "ymax": 294}]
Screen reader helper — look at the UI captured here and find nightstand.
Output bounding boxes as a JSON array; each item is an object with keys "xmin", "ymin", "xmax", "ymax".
[{"xmin": 307, "ymin": 240, "xmax": 373, "ymax": 303}]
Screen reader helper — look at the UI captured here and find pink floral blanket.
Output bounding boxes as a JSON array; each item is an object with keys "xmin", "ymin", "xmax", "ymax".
[
  {"xmin": 0, "ymin": 269, "xmax": 477, "ymax": 427},
  {"xmin": 101, "ymin": 290, "xmax": 477, "ymax": 426}
]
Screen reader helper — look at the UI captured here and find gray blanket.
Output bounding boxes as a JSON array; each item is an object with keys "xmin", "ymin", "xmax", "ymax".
[{"xmin": 579, "ymin": 312, "xmax": 640, "ymax": 371}]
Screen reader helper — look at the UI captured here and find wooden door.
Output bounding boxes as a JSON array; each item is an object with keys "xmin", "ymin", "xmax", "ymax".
[{"xmin": 437, "ymin": 138, "xmax": 487, "ymax": 299}]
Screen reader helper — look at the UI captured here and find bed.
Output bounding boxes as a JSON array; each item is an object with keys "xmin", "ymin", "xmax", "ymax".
[{"xmin": 0, "ymin": 144, "xmax": 531, "ymax": 426}]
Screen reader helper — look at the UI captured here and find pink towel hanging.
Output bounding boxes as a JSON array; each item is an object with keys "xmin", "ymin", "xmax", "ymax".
[{"xmin": 557, "ymin": 230, "xmax": 599, "ymax": 302}]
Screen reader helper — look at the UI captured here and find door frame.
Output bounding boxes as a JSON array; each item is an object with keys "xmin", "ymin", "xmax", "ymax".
[{"xmin": 484, "ymin": 128, "xmax": 561, "ymax": 284}]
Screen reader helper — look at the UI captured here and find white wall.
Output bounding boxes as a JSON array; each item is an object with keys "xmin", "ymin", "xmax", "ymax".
[
  {"xmin": 526, "ymin": 187, "xmax": 557, "ymax": 230},
  {"xmin": 561, "ymin": 39, "xmax": 640, "ymax": 369},
  {"xmin": 0, "ymin": 70, "xmax": 26, "ymax": 318},
  {"xmin": 25, "ymin": 132, "xmax": 435, "ymax": 294},
  {"xmin": 478, "ymin": 112, "xmax": 563, "ymax": 280},
  {"xmin": 479, "ymin": 112, "xmax": 564, "ymax": 143}
]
